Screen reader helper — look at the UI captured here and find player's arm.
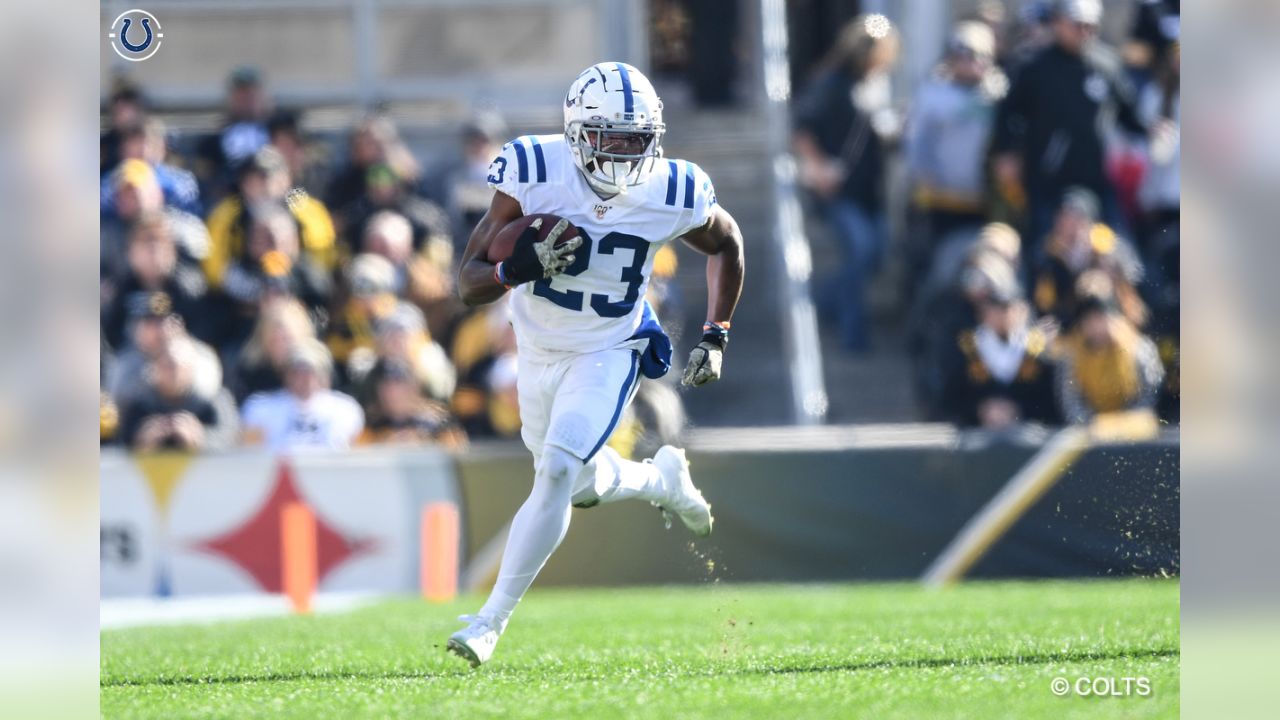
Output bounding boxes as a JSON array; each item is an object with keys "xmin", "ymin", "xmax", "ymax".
[
  {"xmin": 678, "ymin": 205, "xmax": 745, "ymax": 387},
  {"xmin": 457, "ymin": 190, "xmax": 524, "ymax": 306},
  {"xmin": 457, "ymin": 191, "xmax": 581, "ymax": 306}
]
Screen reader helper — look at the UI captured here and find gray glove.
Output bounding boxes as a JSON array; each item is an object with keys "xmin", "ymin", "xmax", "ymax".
[
  {"xmin": 681, "ymin": 338, "xmax": 724, "ymax": 387},
  {"xmin": 500, "ymin": 218, "xmax": 582, "ymax": 285}
]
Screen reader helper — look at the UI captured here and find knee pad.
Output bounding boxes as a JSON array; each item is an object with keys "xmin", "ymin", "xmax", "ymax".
[{"xmin": 537, "ymin": 445, "xmax": 584, "ymax": 491}]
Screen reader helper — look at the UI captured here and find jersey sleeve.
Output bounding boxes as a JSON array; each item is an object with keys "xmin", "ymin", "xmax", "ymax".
[
  {"xmin": 665, "ymin": 160, "xmax": 719, "ymax": 238},
  {"xmin": 690, "ymin": 162, "xmax": 718, "ymax": 230},
  {"xmin": 486, "ymin": 136, "xmax": 550, "ymax": 208},
  {"xmin": 486, "ymin": 140, "xmax": 524, "ymax": 205}
]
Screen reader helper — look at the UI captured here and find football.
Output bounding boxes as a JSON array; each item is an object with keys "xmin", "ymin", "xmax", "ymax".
[{"xmin": 487, "ymin": 213, "xmax": 581, "ymax": 264}]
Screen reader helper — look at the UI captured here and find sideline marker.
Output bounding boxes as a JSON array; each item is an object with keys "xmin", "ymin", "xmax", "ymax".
[
  {"xmin": 421, "ymin": 502, "xmax": 460, "ymax": 602},
  {"xmin": 281, "ymin": 502, "xmax": 318, "ymax": 613}
]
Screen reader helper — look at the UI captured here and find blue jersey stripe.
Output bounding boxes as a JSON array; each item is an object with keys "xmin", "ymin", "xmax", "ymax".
[
  {"xmin": 615, "ymin": 62, "xmax": 634, "ymax": 113},
  {"xmin": 513, "ymin": 139, "xmax": 529, "ymax": 182},
  {"xmin": 683, "ymin": 162, "xmax": 695, "ymax": 209},
  {"xmin": 586, "ymin": 351, "xmax": 640, "ymax": 461},
  {"xmin": 529, "ymin": 136, "xmax": 547, "ymax": 182},
  {"xmin": 664, "ymin": 161, "xmax": 678, "ymax": 206}
]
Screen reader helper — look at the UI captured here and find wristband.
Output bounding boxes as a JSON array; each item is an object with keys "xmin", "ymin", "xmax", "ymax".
[
  {"xmin": 701, "ymin": 321, "xmax": 729, "ymax": 350},
  {"xmin": 702, "ymin": 321, "xmax": 730, "ymax": 337},
  {"xmin": 494, "ymin": 262, "xmax": 514, "ymax": 290}
]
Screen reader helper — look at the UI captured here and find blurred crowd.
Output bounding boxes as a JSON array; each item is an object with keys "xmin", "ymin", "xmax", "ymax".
[
  {"xmin": 100, "ymin": 63, "xmax": 688, "ymax": 454},
  {"xmin": 793, "ymin": 0, "xmax": 1179, "ymax": 432},
  {"xmin": 100, "ymin": 0, "xmax": 1181, "ymax": 449},
  {"xmin": 98, "ymin": 64, "xmax": 691, "ymax": 454}
]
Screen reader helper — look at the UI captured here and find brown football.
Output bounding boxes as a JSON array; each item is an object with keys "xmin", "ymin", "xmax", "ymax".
[{"xmin": 487, "ymin": 214, "xmax": 581, "ymax": 264}]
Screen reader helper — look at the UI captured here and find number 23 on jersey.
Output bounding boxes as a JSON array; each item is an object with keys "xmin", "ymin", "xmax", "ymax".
[{"xmin": 532, "ymin": 229, "xmax": 649, "ymax": 318}]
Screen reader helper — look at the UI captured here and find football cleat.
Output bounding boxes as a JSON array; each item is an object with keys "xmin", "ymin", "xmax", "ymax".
[
  {"xmin": 446, "ymin": 614, "xmax": 502, "ymax": 668},
  {"xmin": 651, "ymin": 446, "xmax": 713, "ymax": 537}
]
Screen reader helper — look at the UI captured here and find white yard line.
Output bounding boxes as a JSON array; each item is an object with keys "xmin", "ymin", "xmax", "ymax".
[{"xmin": 100, "ymin": 592, "xmax": 386, "ymax": 630}]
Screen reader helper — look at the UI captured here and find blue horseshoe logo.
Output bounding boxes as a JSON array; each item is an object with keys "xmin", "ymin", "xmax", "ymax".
[{"xmin": 119, "ymin": 18, "xmax": 153, "ymax": 53}]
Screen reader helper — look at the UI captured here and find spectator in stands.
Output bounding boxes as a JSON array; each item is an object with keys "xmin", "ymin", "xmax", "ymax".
[
  {"xmin": 327, "ymin": 253, "xmax": 399, "ymax": 371},
  {"xmin": 358, "ymin": 359, "xmax": 466, "ymax": 448},
  {"xmin": 1056, "ymin": 291, "xmax": 1164, "ymax": 424},
  {"xmin": 424, "ymin": 112, "xmax": 506, "ymax": 247},
  {"xmin": 209, "ymin": 203, "xmax": 332, "ymax": 351},
  {"xmin": 963, "ymin": 0, "xmax": 1010, "ymax": 59},
  {"xmin": 101, "ymin": 212, "xmax": 211, "ymax": 350},
  {"xmin": 909, "ymin": 245, "xmax": 1023, "ymax": 419},
  {"xmin": 361, "ymin": 210, "xmax": 460, "ymax": 340},
  {"xmin": 101, "ymin": 83, "xmax": 146, "ymax": 175},
  {"xmin": 451, "ymin": 299, "xmax": 520, "ymax": 438},
  {"xmin": 343, "ymin": 163, "xmax": 452, "ymax": 255},
  {"xmin": 101, "ymin": 390, "xmax": 120, "ymax": 446},
  {"xmin": 1136, "ymin": 42, "xmax": 1179, "ymax": 257},
  {"xmin": 227, "ymin": 296, "xmax": 317, "ymax": 403},
  {"xmin": 1146, "ymin": 231, "xmax": 1179, "ymax": 423},
  {"xmin": 991, "ymin": 0, "xmax": 1147, "ymax": 248},
  {"xmin": 1000, "ymin": 0, "xmax": 1057, "ymax": 72},
  {"xmin": 1032, "ymin": 187, "xmax": 1145, "ymax": 328},
  {"xmin": 1135, "ymin": 40, "xmax": 1180, "ymax": 425},
  {"xmin": 919, "ymin": 222, "xmax": 1023, "ymax": 313},
  {"xmin": 345, "ymin": 301, "xmax": 455, "ymax": 407},
  {"xmin": 118, "ymin": 337, "xmax": 238, "ymax": 453},
  {"xmin": 196, "ymin": 66, "xmax": 273, "ymax": 203},
  {"xmin": 1124, "ymin": 0, "xmax": 1179, "ymax": 76},
  {"xmin": 793, "ymin": 13, "xmax": 901, "ymax": 352},
  {"xmin": 325, "ymin": 115, "xmax": 422, "ymax": 232},
  {"xmin": 101, "ymin": 117, "xmax": 202, "ymax": 216},
  {"xmin": 940, "ymin": 285, "xmax": 1058, "ymax": 429},
  {"xmin": 268, "ymin": 109, "xmax": 328, "ymax": 197},
  {"xmin": 241, "ymin": 340, "xmax": 364, "ymax": 451},
  {"xmin": 104, "ymin": 292, "xmax": 223, "ymax": 408},
  {"xmin": 204, "ymin": 146, "xmax": 337, "ymax": 295},
  {"xmin": 101, "ymin": 159, "xmax": 210, "ymax": 282},
  {"xmin": 906, "ymin": 21, "xmax": 1005, "ymax": 257}
]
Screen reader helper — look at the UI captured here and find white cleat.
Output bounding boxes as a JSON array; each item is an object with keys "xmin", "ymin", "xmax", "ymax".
[
  {"xmin": 652, "ymin": 445, "xmax": 713, "ymax": 537},
  {"xmin": 447, "ymin": 614, "xmax": 502, "ymax": 668}
]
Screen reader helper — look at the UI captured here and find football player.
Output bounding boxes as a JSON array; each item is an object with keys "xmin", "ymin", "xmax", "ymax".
[{"xmin": 448, "ymin": 62, "xmax": 745, "ymax": 666}]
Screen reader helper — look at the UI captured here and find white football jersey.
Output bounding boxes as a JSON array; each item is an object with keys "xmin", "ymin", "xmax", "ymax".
[
  {"xmin": 241, "ymin": 389, "xmax": 365, "ymax": 452},
  {"xmin": 488, "ymin": 134, "xmax": 717, "ymax": 360}
]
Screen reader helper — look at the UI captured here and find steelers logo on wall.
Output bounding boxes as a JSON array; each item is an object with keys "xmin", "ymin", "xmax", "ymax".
[{"xmin": 107, "ymin": 9, "xmax": 164, "ymax": 62}]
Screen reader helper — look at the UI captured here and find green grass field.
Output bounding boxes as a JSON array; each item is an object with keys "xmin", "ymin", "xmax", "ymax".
[{"xmin": 101, "ymin": 579, "xmax": 1178, "ymax": 719}]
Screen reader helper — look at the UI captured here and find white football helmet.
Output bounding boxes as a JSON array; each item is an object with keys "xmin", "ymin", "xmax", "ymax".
[{"xmin": 564, "ymin": 62, "xmax": 665, "ymax": 196}]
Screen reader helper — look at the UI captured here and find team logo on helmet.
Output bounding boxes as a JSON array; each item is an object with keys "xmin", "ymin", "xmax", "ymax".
[{"xmin": 107, "ymin": 9, "xmax": 164, "ymax": 62}]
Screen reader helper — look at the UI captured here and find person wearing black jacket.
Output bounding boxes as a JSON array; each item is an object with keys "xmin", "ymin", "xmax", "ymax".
[
  {"xmin": 940, "ymin": 289, "xmax": 1059, "ymax": 428},
  {"xmin": 991, "ymin": 0, "xmax": 1147, "ymax": 254},
  {"xmin": 793, "ymin": 14, "xmax": 901, "ymax": 352},
  {"xmin": 118, "ymin": 338, "xmax": 238, "ymax": 452},
  {"xmin": 101, "ymin": 212, "xmax": 211, "ymax": 351}
]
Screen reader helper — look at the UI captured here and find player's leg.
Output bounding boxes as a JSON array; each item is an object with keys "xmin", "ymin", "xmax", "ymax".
[
  {"xmin": 569, "ymin": 442, "xmax": 664, "ymax": 507},
  {"xmin": 476, "ymin": 444, "xmax": 581, "ymax": 624},
  {"xmin": 571, "ymin": 443, "xmax": 712, "ymax": 534},
  {"xmin": 558, "ymin": 351, "xmax": 712, "ymax": 535},
  {"xmin": 449, "ymin": 355, "xmax": 574, "ymax": 666}
]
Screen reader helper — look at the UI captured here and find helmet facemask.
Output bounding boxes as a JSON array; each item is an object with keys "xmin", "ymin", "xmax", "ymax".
[{"xmin": 567, "ymin": 120, "xmax": 665, "ymax": 196}]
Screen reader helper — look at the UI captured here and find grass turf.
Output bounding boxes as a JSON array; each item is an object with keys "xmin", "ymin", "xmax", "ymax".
[{"xmin": 101, "ymin": 579, "xmax": 1178, "ymax": 719}]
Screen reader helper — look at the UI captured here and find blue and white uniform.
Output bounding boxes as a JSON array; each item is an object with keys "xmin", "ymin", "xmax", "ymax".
[
  {"xmin": 487, "ymin": 134, "xmax": 717, "ymax": 460},
  {"xmin": 448, "ymin": 62, "xmax": 718, "ymax": 668}
]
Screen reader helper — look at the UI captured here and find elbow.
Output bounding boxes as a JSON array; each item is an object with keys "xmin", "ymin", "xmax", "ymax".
[{"xmin": 722, "ymin": 226, "xmax": 745, "ymax": 263}]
